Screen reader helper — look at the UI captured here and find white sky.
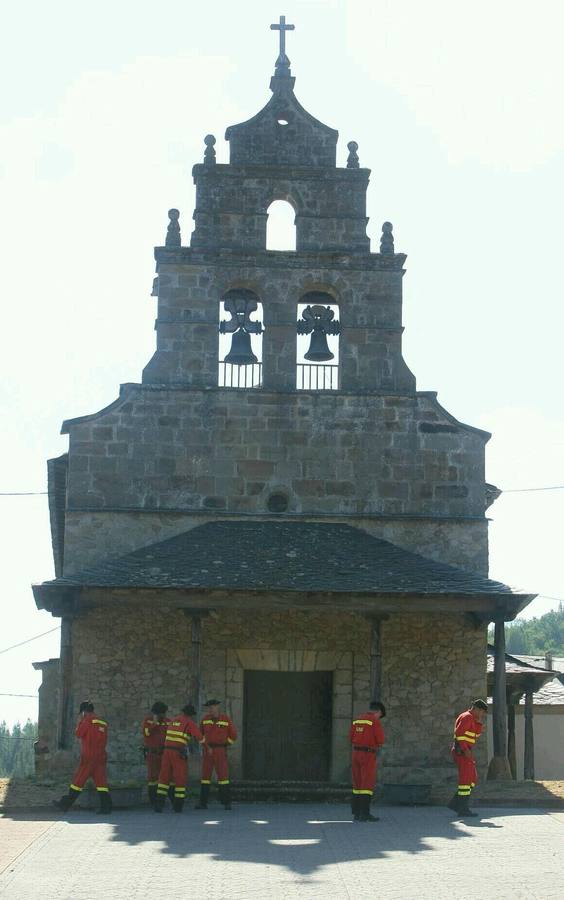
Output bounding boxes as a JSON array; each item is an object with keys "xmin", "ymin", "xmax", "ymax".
[{"xmin": 1, "ymin": 0, "xmax": 563, "ymax": 726}]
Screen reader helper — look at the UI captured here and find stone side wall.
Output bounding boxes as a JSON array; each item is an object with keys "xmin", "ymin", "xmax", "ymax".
[
  {"xmin": 143, "ymin": 254, "xmax": 412, "ymax": 392},
  {"xmin": 60, "ymin": 605, "xmax": 486, "ymax": 787},
  {"xmin": 62, "ymin": 510, "xmax": 488, "ymax": 576}
]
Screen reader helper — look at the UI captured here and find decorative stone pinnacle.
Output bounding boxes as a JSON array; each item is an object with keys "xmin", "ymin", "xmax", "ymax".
[
  {"xmin": 204, "ymin": 134, "xmax": 216, "ymax": 166},
  {"xmin": 346, "ymin": 141, "xmax": 359, "ymax": 169},
  {"xmin": 166, "ymin": 209, "xmax": 181, "ymax": 249},
  {"xmin": 380, "ymin": 221, "xmax": 394, "ymax": 255}
]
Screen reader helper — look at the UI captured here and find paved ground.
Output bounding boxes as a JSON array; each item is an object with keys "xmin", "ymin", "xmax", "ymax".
[{"xmin": 1, "ymin": 803, "xmax": 563, "ymax": 899}]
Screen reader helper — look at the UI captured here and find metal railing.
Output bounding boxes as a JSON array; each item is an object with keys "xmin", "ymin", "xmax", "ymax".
[
  {"xmin": 296, "ymin": 363, "xmax": 339, "ymax": 391},
  {"xmin": 218, "ymin": 362, "xmax": 263, "ymax": 388}
]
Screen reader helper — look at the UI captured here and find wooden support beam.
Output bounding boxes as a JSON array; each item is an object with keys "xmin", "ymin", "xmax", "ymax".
[
  {"xmin": 368, "ymin": 615, "xmax": 387, "ymax": 701},
  {"xmin": 507, "ymin": 702, "xmax": 517, "ymax": 780},
  {"xmin": 190, "ymin": 613, "xmax": 203, "ymax": 715},
  {"xmin": 524, "ymin": 686, "xmax": 535, "ymax": 780},
  {"xmin": 487, "ymin": 616, "xmax": 512, "ymax": 779},
  {"xmin": 57, "ymin": 614, "xmax": 74, "ymax": 749}
]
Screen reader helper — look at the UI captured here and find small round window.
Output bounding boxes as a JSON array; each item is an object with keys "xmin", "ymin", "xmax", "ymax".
[{"xmin": 267, "ymin": 492, "xmax": 289, "ymax": 513}]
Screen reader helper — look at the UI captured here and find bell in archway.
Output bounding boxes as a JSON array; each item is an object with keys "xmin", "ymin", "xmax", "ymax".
[
  {"xmin": 304, "ymin": 329, "xmax": 333, "ymax": 361},
  {"xmin": 224, "ymin": 328, "xmax": 258, "ymax": 365},
  {"xmin": 219, "ymin": 290, "xmax": 263, "ymax": 366},
  {"xmin": 297, "ymin": 304, "xmax": 340, "ymax": 362}
]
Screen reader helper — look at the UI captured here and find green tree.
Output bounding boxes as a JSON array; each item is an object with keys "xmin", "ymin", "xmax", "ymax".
[
  {"xmin": 0, "ymin": 720, "xmax": 38, "ymax": 777},
  {"xmin": 490, "ymin": 603, "xmax": 564, "ymax": 656}
]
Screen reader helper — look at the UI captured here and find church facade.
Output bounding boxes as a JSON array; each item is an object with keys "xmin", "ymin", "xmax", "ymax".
[{"xmin": 33, "ymin": 22, "xmax": 532, "ymax": 789}]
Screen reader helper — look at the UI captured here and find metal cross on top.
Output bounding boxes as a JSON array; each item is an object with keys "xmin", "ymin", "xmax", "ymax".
[{"xmin": 270, "ymin": 15, "xmax": 295, "ymax": 60}]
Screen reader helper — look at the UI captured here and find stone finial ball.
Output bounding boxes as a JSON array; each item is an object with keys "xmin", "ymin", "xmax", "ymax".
[
  {"xmin": 347, "ymin": 140, "xmax": 359, "ymax": 151},
  {"xmin": 383, "ymin": 221, "xmax": 393, "ymax": 231},
  {"xmin": 204, "ymin": 134, "xmax": 216, "ymax": 146},
  {"xmin": 168, "ymin": 208, "xmax": 180, "ymax": 220}
]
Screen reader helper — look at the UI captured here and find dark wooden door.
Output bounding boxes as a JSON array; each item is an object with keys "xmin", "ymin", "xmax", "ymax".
[{"xmin": 243, "ymin": 670, "xmax": 333, "ymax": 781}]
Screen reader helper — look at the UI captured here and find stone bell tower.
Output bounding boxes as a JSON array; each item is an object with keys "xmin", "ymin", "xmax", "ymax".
[
  {"xmin": 34, "ymin": 17, "xmax": 530, "ymax": 787},
  {"xmin": 142, "ymin": 17, "xmax": 415, "ymax": 399}
]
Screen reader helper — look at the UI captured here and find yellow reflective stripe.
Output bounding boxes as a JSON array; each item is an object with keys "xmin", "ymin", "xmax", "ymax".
[
  {"xmin": 227, "ymin": 738, "xmax": 234, "ymax": 744},
  {"xmin": 216, "ymin": 721, "xmax": 229, "ymax": 726},
  {"xmin": 92, "ymin": 719, "xmax": 107, "ymax": 726},
  {"xmin": 458, "ymin": 785, "xmax": 471, "ymax": 789},
  {"xmin": 202, "ymin": 720, "xmax": 214, "ymax": 725},
  {"xmin": 96, "ymin": 786, "xmax": 109, "ymax": 792},
  {"xmin": 455, "ymin": 735, "xmax": 475, "ymax": 743},
  {"xmin": 166, "ymin": 736, "xmax": 187, "ymax": 744},
  {"xmin": 144, "ymin": 728, "xmax": 150, "ymax": 736},
  {"xmin": 353, "ymin": 720, "xmax": 374, "ymax": 726},
  {"xmin": 464, "ymin": 731, "xmax": 477, "ymax": 737},
  {"xmin": 167, "ymin": 730, "xmax": 186, "ymax": 738},
  {"xmin": 70, "ymin": 784, "xmax": 83, "ymax": 792},
  {"xmin": 147, "ymin": 781, "xmax": 158, "ymax": 786},
  {"xmin": 352, "ymin": 789, "xmax": 373, "ymax": 795},
  {"xmin": 201, "ymin": 780, "xmax": 211, "ymax": 785},
  {"xmin": 218, "ymin": 780, "xmax": 230, "ymax": 785}
]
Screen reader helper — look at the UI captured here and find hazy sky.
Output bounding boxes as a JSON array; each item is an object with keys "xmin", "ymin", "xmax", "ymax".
[{"xmin": 1, "ymin": 0, "xmax": 563, "ymax": 727}]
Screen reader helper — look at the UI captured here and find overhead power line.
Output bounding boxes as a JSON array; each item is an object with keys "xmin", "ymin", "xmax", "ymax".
[
  {"xmin": 0, "ymin": 491, "xmax": 48, "ymax": 496},
  {"xmin": 0, "ymin": 693, "xmax": 37, "ymax": 698},
  {"xmin": 0, "ymin": 627, "xmax": 60, "ymax": 656},
  {"xmin": 503, "ymin": 485, "xmax": 564, "ymax": 493}
]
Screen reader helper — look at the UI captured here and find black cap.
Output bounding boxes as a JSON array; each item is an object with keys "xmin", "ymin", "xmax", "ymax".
[
  {"xmin": 151, "ymin": 701, "xmax": 168, "ymax": 715},
  {"xmin": 182, "ymin": 703, "xmax": 196, "ymax": 716},
  {"xmin": 471, "ymin": 699, "xmax": 488, "ymax": 712},
  {"xmin": 79, "ymin": 700, "xmax": 94, "ymax": 714},
  {"xmin": 203, "ymin": 699, "xmax": 221, "ymax": 707},
  {"xmin": 369, "ymin": 700, "xmax": 386, "ymax": 718}
]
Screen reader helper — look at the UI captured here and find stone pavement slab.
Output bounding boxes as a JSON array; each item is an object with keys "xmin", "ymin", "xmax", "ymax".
[{"xmin": 1, "ymin": 803, "xmax": 563, "ymax": 899}]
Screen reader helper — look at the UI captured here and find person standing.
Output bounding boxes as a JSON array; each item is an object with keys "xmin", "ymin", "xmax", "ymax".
[
  {"xmin": 195, "ymin": 699, "xmax": 237, "ymax": 810},
  {"xmin": 449, "ymin": 698, "xmax": 488, "ymax": 817},
  {"xmin": 53, "ymin": 700, "xmax": 112, "ymax": 815},
  {"xmin": 349, "ymin": 700, "xmax": 386, "ymax": 822},
  {"xmin": 141, "ymin": 701, "xmax": 170, "ymax": 809},
  {"xmin": 154, "ymin": 703, "xmax": 205, "ymax": 813}
]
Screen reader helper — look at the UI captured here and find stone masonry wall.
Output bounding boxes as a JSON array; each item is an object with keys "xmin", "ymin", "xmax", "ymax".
[{"xmin": 64, "ymin": 605, "xmax": 486, "ymax": 787}]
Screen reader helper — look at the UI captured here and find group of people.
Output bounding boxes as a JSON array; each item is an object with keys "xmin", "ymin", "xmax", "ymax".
[{"xmin": 53, "ymin": 696, "xmax": 487, "ymax": 821}]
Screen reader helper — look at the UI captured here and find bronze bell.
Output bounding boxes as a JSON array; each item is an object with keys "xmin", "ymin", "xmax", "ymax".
[
  {"xmin": 304, "ymin": 330, "xmax": 334, "ymax": 362},
  {"xmin": 224, "ymin": 329, "xmax": 258, "ymax": 365}
]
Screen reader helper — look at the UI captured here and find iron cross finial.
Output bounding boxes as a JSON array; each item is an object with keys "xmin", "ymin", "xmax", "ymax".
[{"xmin": 270, "ymin": 15, "xmax": 295, "ymax": 61}]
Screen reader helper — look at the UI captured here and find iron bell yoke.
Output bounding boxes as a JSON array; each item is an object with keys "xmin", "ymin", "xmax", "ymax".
[
  {"xmin": 220, "ymin": 291, "xmax": 263, "ymax": 366},
  {"xmin": 297, "ymin": 304, "xmax": 340, "ymax": 362}
]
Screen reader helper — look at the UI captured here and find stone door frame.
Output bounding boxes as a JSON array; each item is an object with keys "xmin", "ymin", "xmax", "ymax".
[{"xmin": 225, "ymin": 649, "xmax": 353, "ymax": 782}]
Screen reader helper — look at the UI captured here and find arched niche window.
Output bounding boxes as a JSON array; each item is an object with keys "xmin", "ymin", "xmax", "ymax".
[
  {"xmin": 296, "ymin": 292, "xmax": 340, "ymax": 391},
  {"xmin": 218, "ymin": 289, "xmax": 263, "ymax": 388},
  {"xmin": 266, "ymin": 200, "xmax": 296, "ymax": 251}
]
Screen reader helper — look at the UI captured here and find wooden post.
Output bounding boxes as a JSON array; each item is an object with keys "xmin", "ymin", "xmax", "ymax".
[
  {"xmin": 507, "ymin": 701, "xmax": 517, "ymax": 780},
  {"xmin": 57, "ymin": 615, "xmax": 73, "ymax": 749},
  {"xmin": 190, "ymin": 613, "xmax": 203, "ymax": 714},
  {"xmin": 369, "ymin": 616, "xmax": 384, "ymax": 700},
  {"xmin": 524, "ymin": 685, "xmax": 535, "ymax": 780},
  {"xmin": 487, "ymin": 616, "xmax": 512, "ymax": 779}
]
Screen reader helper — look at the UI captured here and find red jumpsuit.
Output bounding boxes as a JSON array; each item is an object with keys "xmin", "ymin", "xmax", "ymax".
[
  {"xmin": 69, "ymin": 713, "xmax": 109, "ymax": 797},
  {"xmin": 199, "ymin": 712, "xmax": 237, "ymax": 786},
  {"xmin": 142, "ymin": 715, "xmax": 170, "ymax": 787},
  {"xmin": 349, "ymin": 712, "xmax": 385, "ymax": 796},
  {"xmin": 156, "ymin": 714, "xmax": 205, "ymax": 803},
  {"xmin": 452, "ymin": 710, "xmax": 483, "ymax": 799}
]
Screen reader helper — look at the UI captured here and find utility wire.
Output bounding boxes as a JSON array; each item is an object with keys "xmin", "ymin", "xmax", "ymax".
[
  {"xmin": 0, "ymin": 627, "xmax": 60, "ymax": 656},
  {"xmin": 503, "ymin": 485, "xmax": 564, "ymax": 493},
  {"xmin": 0, "ymin": 492, "xmax": 48, "ymax": 496},
  {"xmin": 0, "ymin": 693, "xmax": 38, "ymax": 698}
]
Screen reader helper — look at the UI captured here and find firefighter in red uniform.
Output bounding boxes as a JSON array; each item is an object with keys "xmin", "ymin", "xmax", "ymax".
[
  {"xmin": 349, "ymin": 700, "xmax": 386, "ymax": 822},
  {"xmin": 195, "ymin": 698, "xmax": 237, "ymax": 811},
  {"xmin": 142, "ymin": 700, "xmax": 170, "ymax": 809},
  {"xmin": 449, "ymin": 698, "xmax": 487, "ymax": 817},
  {"xmin": 154, "ymin": 703, "xmax": 205, "ymax": 813},
  {"xmin": 53, "ymin": 700, "xmax": 112, "ymax": 814}
]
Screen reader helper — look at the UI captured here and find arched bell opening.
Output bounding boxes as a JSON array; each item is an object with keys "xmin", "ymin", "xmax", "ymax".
[
  {"xmin": 266, "ymin": 199, "xmax": 296, "ymax": 251},
  {"xmin": 296, "ymin": 292, "xmax": 340, "ymax": 391},
  {"xmin": 218, "ymin": 289, "xmax": 264, "ymax": 388}
]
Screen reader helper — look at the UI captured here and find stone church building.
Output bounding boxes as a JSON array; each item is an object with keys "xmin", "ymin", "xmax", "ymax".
[{"xmin": 33, "ymin": 21, "xmax": 533, "ymax": 789}]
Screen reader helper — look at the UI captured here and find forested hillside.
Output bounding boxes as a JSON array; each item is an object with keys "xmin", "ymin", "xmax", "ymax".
[
  {"xmin": 490, "ymin": 604, "xmax": 564, "ymax": 656},
  {"xmin": 0, "ymin": 721, "xmax": 37, "ymax": 777}
]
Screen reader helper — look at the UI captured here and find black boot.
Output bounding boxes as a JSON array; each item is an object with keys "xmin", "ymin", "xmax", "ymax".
[
  {"xmin": 53, "ymin": 785, "xmax": 81, "ymax": 812},
  {"xmin": 172, "ymin": 787, "xmax": 186, "ymax": 813},
  {"xmin": 351, "ymin": 794, "xmax": 360, "ymax": 821},
  {"xmin": 358, "ymin": 795, "xmax": 379, "ymax": 822},
  {"xmin": 447, "ymin": 792, "xmax": 460, "ymax": 812},
  {"xmin": 168, "ymin": 784, "xmax": 176, "ymax": 805},
  {"xmin": 195, "ymin": 782, "xmax": 210, "ymax": 810},
  {"xmin": 147, "ymin": 784, "xmax": 158, "ymax": 809},
  {"xmin": 96, "ymin": 790, "xmax": 113, "ymax": 815},
  {"xmin": 154, "ymin": 783, "xmax": 168, "ymax": 813},
  {"xmin": 457, "ymin": 795, "xmax": 478, "ymax": 818},
  {"xmin": 218, "ymin": 782, "xmax": 232, "ymax": 810}
]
